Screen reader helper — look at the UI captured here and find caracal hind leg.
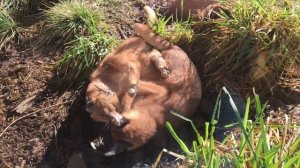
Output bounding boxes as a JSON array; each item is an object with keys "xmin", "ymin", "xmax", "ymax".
[
  {"xmin": 148, "ymin": 49, "xmax": 170, "ymax": 78},
  {"xmin": 120, "ymin": 62, "xmax": 140, "ymax": 112},
  {"xmin": 127, "ymin": 62, "xmax": 140, "ymax": 97}
]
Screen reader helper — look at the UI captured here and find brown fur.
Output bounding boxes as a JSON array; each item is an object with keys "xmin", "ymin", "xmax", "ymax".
[
  {"xmin": 133, "ymin": 23, "xmax": 173, "ymax": 51},
  {"xmin": 166, "ymin": 0, "xmax": 226, "ymax": 21},
  {"xmin": 87, "ymin": 23, "xmax": 201, "ymax": 152},
  {"xmin": 167, "ymin": 0, "xmax": 216, "ymax": 17},
  {"xmin": 86, "ymin": 36, "xmax": 172, "ymax": 124},
  {"xmin": 110, "ymin": 32, "xmax": 202, "ymax": 150}
]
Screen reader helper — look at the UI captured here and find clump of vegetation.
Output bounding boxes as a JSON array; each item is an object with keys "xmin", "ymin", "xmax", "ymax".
[
  {"xmin": 39, "ymin": 0, "xmax": 106, "ymax": 46},
  {"xmin": 151, "ymin": 16, "xmax": 193, "ymax": 44},
  {"xmin": 191, "ymin": 0, "xmax": 300, "ymax": 96},
  {"xmin": 56, "ymin": 33, "xmax": 119, "ymax": 88},
  {"xmin": 0, "ymin": 7, "xmax": 18, "ymax": 49},
  {"xmin": 166, "ymin": 87, "xmax": 300, "ymax": 167},
  {"xmin": 1, "ymin": 0, "xmax": 30, "ymax": 11},
  {"xmin": 0, "ymin": 0, "xmax": 45, "ymax": 13}
]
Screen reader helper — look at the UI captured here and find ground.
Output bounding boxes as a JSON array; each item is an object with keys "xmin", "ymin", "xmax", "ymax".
[
  {"xmin": 0, "ymin": 0, "xmax": 300, "ymax": 168},
  {"xmin": 0, "ymin": 1, "xmax": 179, "ymax": 167}
]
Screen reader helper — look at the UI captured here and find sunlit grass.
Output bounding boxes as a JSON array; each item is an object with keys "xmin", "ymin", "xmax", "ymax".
[
  {"xmin": 151, "ymin": 16, "xmax": 193, "ymax": 44},
  {"xmin": 191, "ymin": 0, "xmax": 300, "ymax": 95},
  {"xmin": 0, "ymin": 0, "xmax": 45, "ymax": 13},
  {"xmin": 38, "ymin": 0, "xmax": 106, "ymax": 46},
  {"xmin": 0, "ymin": 7, "xmax": 18, "ymax": 49},
  {"xmin": 166, "ymin": 87, "xmax": 300, "ymax": 167},
  {"xmin": 55, "ymin": 32, "xmax": 119, "ymax": 88}
]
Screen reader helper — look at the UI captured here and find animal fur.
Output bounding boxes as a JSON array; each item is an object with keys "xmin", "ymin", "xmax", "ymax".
[
  {"xmin": 166, "ymin": 0, "xmax": 226, "ymax": 21},
  {"xmin": 86, "ymin": 6, "xmax": 174, "ymax": 126},
  {"xmin": 86, "ymin": 36, "xmax": 172, "ymax": 125},
  {"xmin": 87, "ymin": 6, "xmax": 202, "ymax": 153},
  {"xmin": 108, "ymin": 27, "xmax": 202, "ymax": 152}
]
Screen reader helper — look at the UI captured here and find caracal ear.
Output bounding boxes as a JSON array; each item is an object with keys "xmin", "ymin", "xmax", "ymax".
[{"xmin": 110, "ymin": 111, "xmax": 129, "ymax": 127}]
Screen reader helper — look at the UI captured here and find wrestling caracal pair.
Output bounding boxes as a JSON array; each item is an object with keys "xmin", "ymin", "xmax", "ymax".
[{"xmin": 86, "ymin": 6, "xmax": 201, "ymax": 155}]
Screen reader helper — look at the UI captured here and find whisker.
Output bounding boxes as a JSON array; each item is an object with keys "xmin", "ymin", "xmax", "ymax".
[{"xmin": 105, "ymin": 122, "xmax": 111, "ymax": 128}]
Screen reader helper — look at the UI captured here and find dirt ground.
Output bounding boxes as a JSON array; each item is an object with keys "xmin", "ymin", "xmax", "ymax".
[
  {"xmin": 0, "ymin": 0, "xmax": 300, "ymax": 168},
  {"xmin": 0, "ymin": 1, "xmax": 182, "ymax": 167}
]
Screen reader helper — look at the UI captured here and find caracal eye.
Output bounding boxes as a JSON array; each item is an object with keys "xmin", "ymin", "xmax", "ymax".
[{"xmin": 85, "ymin": 97, "xmax": 94, "ymax": 111}]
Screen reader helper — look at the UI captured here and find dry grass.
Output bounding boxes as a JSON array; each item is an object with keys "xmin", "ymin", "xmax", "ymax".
[
  {"xmin": 0, "ymin": 7, "xmax": 19, "ymax": 49},
  {"xmin": 37, "ymin": 0, "xmax": 106, "ymax": 46},
  {"xmin": 0, "ymin": 0, "xmax": 47, "ymax": 14},
  {"xmin": 190, "ymin": 0, "xmax": 300, "ymax": 96}
]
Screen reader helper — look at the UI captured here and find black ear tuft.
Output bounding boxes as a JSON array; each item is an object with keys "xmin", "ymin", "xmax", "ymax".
[
  {"xmin": 103, "ymin": 141, "xmax": 131, "ymax": 156},
  {"xmin": 111, "ymin": 115, "xmax": 130, "ymax": 128},
  {"xmin": 118, "ymin": 117, "xmax": 129, "ymax": 128}
]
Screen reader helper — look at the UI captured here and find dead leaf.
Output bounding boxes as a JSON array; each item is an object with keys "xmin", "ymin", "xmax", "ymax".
[
  {"xmin": 14, "ymin": 95, "xmax": 38, "ymax": 113},
  {"xmin": 32, "ymin": 141, "xmax": 44, "ymax": 156}
]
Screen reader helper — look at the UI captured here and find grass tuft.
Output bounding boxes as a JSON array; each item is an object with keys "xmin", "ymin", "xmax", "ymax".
[
  {"xmin": 38, "ymin": 0, "xmax": 106, "ymax": 46},
  {"xmin": 0, "ymin": 0, "xmax": 46, "ymax": 13},
  {"xmin": 191, "ymin": 0, "xmax": 300, "ymax": 96},
  {"xmin": 55, "ymin": 32, "xmax": 119, "ymax": 89},
  {"xmin": 166, "ymin": 87, "xmax": 300, "ymax": 167},
  {"xmin": 151, "ymin": 16, "xmax": 193, "ymax": 45},
  {"xmin": 0, "ymin": 7, "xmax": 18, "ymax": 49}
]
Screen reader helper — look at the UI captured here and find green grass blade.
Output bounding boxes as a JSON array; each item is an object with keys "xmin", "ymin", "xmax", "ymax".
[
  {"xmin": 297, "ymin": 151, "xmax": 300, "ymax": 167},
  {"xmin": 222, "ymin": 87, "xmax": 257, "ymax": 160},
  {"xmin": 239, "ymin": 97, "xmax": 251, "ymax": 157},
  {"xmin": 263, "ymin": 145, "xmax": 281, "ymax": 167},
  {"xmin": 170, "ymin": 111, "xmax": 202, "ymax": 143},
  {"xmin": 254, "ymin": 89, "xmax": 269, "ymax": 154},
  {"xmin": 192, "ymin": 140, "xmax": 199, "ymax": 162},
  {"xmin": 283, "ymin": 150, "xmax": 300, "ymax": 168},
  {"xmin": 166, "ymin": 122, "xmax": 192, "ymax": 156}
]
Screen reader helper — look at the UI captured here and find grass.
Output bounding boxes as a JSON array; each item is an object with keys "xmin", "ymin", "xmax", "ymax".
[
  {"xmin": 55, "ymin": 32, "xmax": 119, "ymax": 88},
  {"xmin": 166, "ymin": 87, "xmax": 300, "ymax": 167},
  {"xmin": 0, "ymin": 0, "xmax": 45, "ymax": 13},
  {"xmin": 0, "ymin": 7, "xmax": 18, "ymax": 49},
  {"xmin": 151, "ymin": 16, "xmax": 193, "ymax": 44},
  {"xmin": 191, "ymin": 0, "xmax": 300, "ymax": 96},
  {"xmin": 38, "ymin": 0, "xmax": 106, "ymax": 46},
  {"xmin": 1, "ymin": 0, "xmax": 29, "ymax": 11},
  {"xmin": 90, "ymin": 0, "xmax": 121, "ymax": 5}
]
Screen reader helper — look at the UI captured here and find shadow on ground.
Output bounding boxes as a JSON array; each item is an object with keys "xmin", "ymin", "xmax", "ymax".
[{"xmin": 37, "ymin": 85, "xmax": 200, "ymax": 168}]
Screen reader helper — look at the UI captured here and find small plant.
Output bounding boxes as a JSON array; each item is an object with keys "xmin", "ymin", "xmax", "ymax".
[
  {"xmin": 166, "ymin": 87, "xmax": 300, "ymax": 167},
  {"xmin": 0, "ymin": 0, "xmax": 44, "ymax": 13},
  {"xmin": 0, "ymin": 8, "xmax": 18, "ymax": 49},
  {"xmin": 1, "ymin": 0, "xmax": 28, "ymax": 11},
  {"xmin": 55, "ymin": 32, "xmax": 119, "ymax": 88},
  {"xmin": 39, "ymin": 0, "xmax": 106, "ymax": 46},
  {"xmin": 151, "ymin": 16, "xmax": 193, "ymax": 44},
  {"xmin": 90, "ymin": 0, "xmax": 121, "ymax": 5},
  {"xmin": 191, "ymin": 0, "xmax": 300, "ymax": 95}
]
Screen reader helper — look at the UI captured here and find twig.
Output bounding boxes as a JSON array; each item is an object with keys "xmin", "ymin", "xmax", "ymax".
[
  {"xmin": 20, "ymin": 160, "xmax": 26, "ymax": 168},
  {"xmin": 278, "ymin": 114, "xmax": 289, "ymax": 167},
  {"xmin": 0, "ymin": 101, "xmax": 70, "ymax": 138},
  {"xmin": 162, "ymin": 148, "xmax": 194, "ymax": 164},
  {"xmin": 118, "ymin": 26, "xmax": 128, "ymax": 39},
  {"xmin": 152, "ymin": 149, "xmax": 164, "ymax": 168},
  {"xmin": 1, "ymin": 158, "xmax": 10, "ymax": 168}
]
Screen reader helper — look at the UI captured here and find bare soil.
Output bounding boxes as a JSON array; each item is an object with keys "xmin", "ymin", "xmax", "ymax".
[{"xmin": 0, "ymin": 1, "xmax": 185, "ymax": 167}]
